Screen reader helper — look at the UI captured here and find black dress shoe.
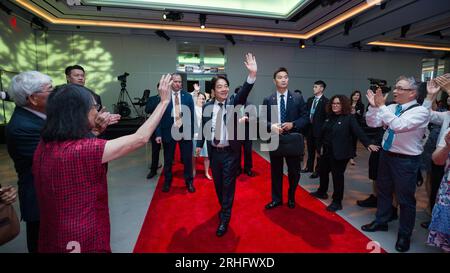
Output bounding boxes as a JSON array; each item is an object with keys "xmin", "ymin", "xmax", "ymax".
[
  {"xmin": 244, "ymin": 169, "xmax": 256, "ymax": 177},
  {"xmin": 216, "ymin": 222, "xmax": 228, "ymax": 237},
  {"xmin": 309, "ymin": 172, "xmax": 319, "ymax": 179},
  {"xmin": 420, "ymin": 221, "xmax": 430, "ymax": 229},
  {"xmin": 310, "ymin": 191, "xmax": 328, "ymax": 200},
  {"xmin": 265, "ymin": 201, "xmax": 282, "ymax": 209},
  {"xmin": 187, "ymin": 184, "xmax": 196, "ymax": 193},
  {"xmin": 146, "ymin": 170, "xmax": 157, "ymax": 179},
  {"xmin": 356, "ymin": 194, "xmax": 377, "ymax": 208},
  {"xmin": 326, "ymin": 202, "xmax": 343, "ymax": 212},
  {"xmin": 162, "ymin": 184, "xmax": 170, "ymax": 192},
  {"xmin": 288, "ymin": 200, "xmax": 295, "ymax": 209},
  {"xmin": 361, "ymin": 221, "xmax": 388, "ymax": 232},
  {"xmin": 301, "ymin": 168, "xmax": 312, "ymax": 173},
  {"xmin": 395, "ymin": 235, "xmax": 410, "ymax": 252}
]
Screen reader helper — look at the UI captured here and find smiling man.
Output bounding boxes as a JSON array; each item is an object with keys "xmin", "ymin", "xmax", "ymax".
[{"xmin": 362, "ymin": 76, "xmax": 430, "ymax": 252}]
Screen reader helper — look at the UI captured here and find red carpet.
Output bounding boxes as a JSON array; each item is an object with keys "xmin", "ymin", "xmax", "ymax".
[{"xmin": 134, "ymin": 149, "xmax": 384, "ymax": 253}]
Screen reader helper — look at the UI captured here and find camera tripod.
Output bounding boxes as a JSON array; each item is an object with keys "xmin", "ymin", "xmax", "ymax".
[{"xmin": 115, "ymin": 82, "xmax": 140, "ymax": 118}]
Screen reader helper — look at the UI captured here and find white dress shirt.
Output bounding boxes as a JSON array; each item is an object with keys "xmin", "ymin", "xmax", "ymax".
[
  {"xmin": 23, "ymin": 107, "xmax": 46, "ymax": 120},
  {"xmin": 422, "ymin": 98, "xmax": 450, "ymax": 146},
  {"xmin": 276, "ymin": 90, "xmax": 288, "ymax": 124},
  {"xmin": 366, "ymin": 100, "xmax": 430, "ymax": 155}
]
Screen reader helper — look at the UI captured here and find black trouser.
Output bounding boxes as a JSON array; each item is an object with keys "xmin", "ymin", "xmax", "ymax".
[
  {"xmin": 269, "ymin": 153, "xmax": 301, "ymax": 203},
  {"xmin": 237, "ymin": 140, "xmax": 253, "ymax": 171},
  {"xmin": 430, "ymin": 162, "xmax": 445, "ymax": 210},
  {"xmin": 162, "ymin": 139, "xmax": 193, "ymax": 186},
  {"xmin": 368, "ymin": 150, "xmax": 380, "ymax": 180},
  {"xmin": 210, "ymin": 147, "xmax": 239, "ymax": 223},
  {"xmin": 351, "ymin": 136, "xmax": 358, "ymax": 158},
  {"xmin": 306, "ymin": 132, "xmax": 320, "ymax": 172},
  {"xmin": 26, "ymin": 221, "xmax": 40, "ymax": 253},
  {"xmin": 317, "ymin": 153, "xmax": 349, "ymax": 203},
  {"xmin": 150, "ymin": 135, "xmax": 161, "ymax": 172}
]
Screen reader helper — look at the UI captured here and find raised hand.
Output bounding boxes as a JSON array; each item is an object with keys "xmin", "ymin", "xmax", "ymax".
[
  {"xmin": 374, "ymin": 89, "xmax": 386, "ymax": 107},
  {"xmin": 435, "ymin": 73, "xmax": 450, "ymax": 93},
  {"xmin": 427, "ymin": 80, "xmax": 441, "ymax": 95},
  {"xmin": 366, "ymin": 89, "xmax": 376, "ymax": 107},
  {"xmin": 158, "ymin": 74, "xmax": 172, "ymax": 103},
  {"xmin": 244, "ymin": 53, "xmax": 257, "ymax": 77}
]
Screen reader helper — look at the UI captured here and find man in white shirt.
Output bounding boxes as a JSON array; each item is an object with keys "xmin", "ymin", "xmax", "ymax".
[{"xmin": 361, "ymin": 76, "xmax": 430, "ymax": 252}]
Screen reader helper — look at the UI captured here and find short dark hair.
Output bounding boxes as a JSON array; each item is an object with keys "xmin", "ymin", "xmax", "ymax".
[
  {"xmin": 41, "ymin": 84, "xmax": 95, "ymax": 142},
  {"xmin": 326, "ymin": 95, "xmax": 351, "ymax": 115},
  {"xmin": 294, "ymin": 89, "xmax": 302, "ymax": 95},
  {"xmin": 273, "ymin": 67, "xmax": 288, "ymax": 79},
  {"xmin": 211, "ymin": 75, "xmax": 229, "ymax": 90},
  {"xmin": 350, "ymin": 90, "xmax": 363, "ymax": 105},
  {"xmin": 314, "ymin": 80, "xmax": 326, "ymax": 89},
  {"xmin": 65, "ymin": 65, "xmax": 85, "ymax": 76}
]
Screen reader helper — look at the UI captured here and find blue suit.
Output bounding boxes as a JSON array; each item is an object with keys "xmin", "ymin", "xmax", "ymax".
[
  {"xmin": 262, "ymin": 91, "xmax": 309, "ymax": 203},
  {"xmin": 156, "ymin": 90, "xmax": 195, "ymax": 187}
]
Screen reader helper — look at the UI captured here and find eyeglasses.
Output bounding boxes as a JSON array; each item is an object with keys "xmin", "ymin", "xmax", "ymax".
[
  {"xmin": 92, "ymin": 103, "xmax": 102, "ymax": 111},
  {"xmin": 395, "ymin": 86, "xmax": 414, "ymax": 92}
]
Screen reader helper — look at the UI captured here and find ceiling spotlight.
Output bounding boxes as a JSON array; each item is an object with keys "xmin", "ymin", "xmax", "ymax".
[
  {"xmin": 299, "ymin": 40, "xmax": 306, "ymax": 49},
  {"xmin": 163, "ymin": 11, "xmax": 183, "ymax": 21},
  {"xmin": 199, "ymin": 14, "xmax": 206, "ymax": 29}
]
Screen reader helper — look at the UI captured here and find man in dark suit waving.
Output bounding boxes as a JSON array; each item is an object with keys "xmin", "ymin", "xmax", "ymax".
[
  {"xmin": 196, "ymin": 53, "xmax": 257, "ymax": 237},
  {"xmin": 155, "ymin": 74, "xmax": 195, "ymax": 193},
  {"xmin": 263, "ymin": 67, "xmax": 309, "ymax": 209},
  {"xmin": 302, "ymin": 80, "xmax": 329, "ymax": 178}
]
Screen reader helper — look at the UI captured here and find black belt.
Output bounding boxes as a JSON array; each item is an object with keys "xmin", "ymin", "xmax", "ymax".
[
  {"xmin": 383, "ymin": 150, "xmax": 420, "ymax": 159},
  {"xmin": 211, "ymin": 145, "xmax": 232, "ymax": 152}
]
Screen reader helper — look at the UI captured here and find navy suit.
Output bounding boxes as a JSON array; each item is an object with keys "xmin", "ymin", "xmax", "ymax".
[
  {"xmin": 156, "ymin": 90, "xmax": 195, "ymax": 187},
  {"xmin": 5, "ymin": 107, "xmax": 44, "ymax": 252},
  {"xmin": 197, "ymin": 80, "xmax": 254, "ymax": 222},
  {"xmin": 145, "ymin": 95, "xmax": 162, "ymax": 173},
  {"xmin": 262, "ymin": 91, "xmax": 309, "ymax": 204}
]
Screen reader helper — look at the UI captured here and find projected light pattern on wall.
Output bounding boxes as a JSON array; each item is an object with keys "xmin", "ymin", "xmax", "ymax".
[{"xmin": 0, "ymin": 13, "xmax": 114, "ymax": 123}]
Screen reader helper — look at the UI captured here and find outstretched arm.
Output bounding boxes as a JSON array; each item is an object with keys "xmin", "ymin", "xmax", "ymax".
[{"xmin": 102, "ymin": 74, "xmax": 172, "ymax": 163}]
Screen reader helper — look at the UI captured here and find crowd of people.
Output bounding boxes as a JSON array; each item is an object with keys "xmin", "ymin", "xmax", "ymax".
[{"xmin": 1, "ymin": 57, "xmax": 449, "ymax": 253}]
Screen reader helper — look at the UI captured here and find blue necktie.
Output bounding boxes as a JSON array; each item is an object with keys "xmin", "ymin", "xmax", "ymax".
[
  {"xmin": 383, "ymin": 104, "xmax": 402, "ymax": 151},
  {"xmin": 280, "ymin": 94, "xmax": 286, "ymax": 124},
  {"xmin": 310, "ymin": 98, "xmax": 318, "ymax": 122}
]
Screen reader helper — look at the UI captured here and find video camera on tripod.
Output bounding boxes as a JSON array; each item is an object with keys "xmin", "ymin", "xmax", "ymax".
[{"xmin": 114, "ymin": 72, "xmax": 139, "ymax": 118}]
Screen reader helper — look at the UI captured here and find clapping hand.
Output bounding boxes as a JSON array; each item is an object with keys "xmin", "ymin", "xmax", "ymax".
[
  {"xmin": 427, "ymin": 80, "xmax": 441, "ymax": 96},
  {"xmin": 0, "ymin": 185, "xmax": 17, "ymax": 205},
  {"xmin": 435, "ymin": 73, "xmax": 450, "ymax": 93}
]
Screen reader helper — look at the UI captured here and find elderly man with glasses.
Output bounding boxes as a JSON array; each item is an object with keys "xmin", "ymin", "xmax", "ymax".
[
  {"xmin": 5, "ymin": 71, "xmax": 54, "ymax": 252},
  {"xmin": 361, "ymin": 76, "xmax": 430, "ymax": 252}
]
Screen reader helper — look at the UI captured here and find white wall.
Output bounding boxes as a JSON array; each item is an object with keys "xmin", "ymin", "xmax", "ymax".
[{"xmin": 1, "ymin": 11, "xmax": 425, "ymax": 118}]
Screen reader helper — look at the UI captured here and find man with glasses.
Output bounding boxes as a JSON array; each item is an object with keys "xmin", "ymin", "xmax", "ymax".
[
  {"xmin": 5, "ymin": 71, "xmax": 54, "ymax": 252},
  {"xmin": 361, "ymin": 76, "xmax": 430, "ymax": 252}
]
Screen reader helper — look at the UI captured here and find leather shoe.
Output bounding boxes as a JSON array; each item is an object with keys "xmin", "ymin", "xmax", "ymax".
[
  {"xmin": 361, "ymin": 221, "xmax": 388, "ymax": 232},
  {"xmin": 146, "ymin": 170, "xmax": 157, "ymax": 179},
  {"xmin": 162, "ymin": 184, "xmax": 170, "ymax": 192},
  {"xmin": 301, "ymin": 168, "xmax": 312, "ymax": 173},
  {"xmin": 265, "ymin": 201, "xmax": 282, "ymax": 209},
  {"xmin": 326, "ymin": 202, "xmax": 342, "ymax": 212},
  {"xmin": 216, "ymin": 222, "xmax": 228, "ymax": 237},
  {"xmin": 309, "ymin": 172, "xmax": 319, "ymax": 179},
  {"xmin": 187, "ymin": 184, "xmax": 196, "ymax": 193},
  {"xmin": 288, "ymin": 200, "xmax": 295, "ymax": 209},
  {"xmin": 310, "ymin": 191, "xmax": 328, "ymax": 200},
  {"xmin": 356, "ymin": 194, "xmax": 377, "ymax": 208},
  {"xmin": 244, "ymin": 169, "xmax": 256, "ymax": 177},
  {"xmin": 395, "ymin": 235, "xmax": 410, "ymax": 252}
]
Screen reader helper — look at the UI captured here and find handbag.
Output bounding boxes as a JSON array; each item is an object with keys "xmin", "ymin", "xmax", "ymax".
[
  {"xmin": 0, "ymin": 185, "xmax": 20, "ymax": 246},
  {"xmin": 270, "ymin": 132, "xmax": 304, "ymax": 157}
]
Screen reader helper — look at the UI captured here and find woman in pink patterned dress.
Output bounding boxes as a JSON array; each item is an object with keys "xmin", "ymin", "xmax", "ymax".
[{"xmin": 32, "ymin": 75, "xmax": 172, "ymax": 253}]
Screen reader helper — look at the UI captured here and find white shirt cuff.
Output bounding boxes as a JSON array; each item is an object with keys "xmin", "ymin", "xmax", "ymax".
[{"xmin": 246, "ymin": 75, "xmax": 256, "ymax": 84}]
